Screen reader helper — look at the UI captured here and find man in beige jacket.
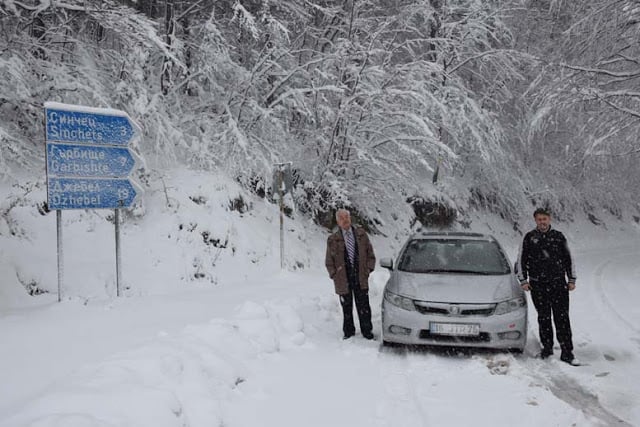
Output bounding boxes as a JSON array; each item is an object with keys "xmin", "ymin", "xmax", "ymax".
[{"xmin": 325, "ymin": 209, "xmax": 376, "ymax": 339}]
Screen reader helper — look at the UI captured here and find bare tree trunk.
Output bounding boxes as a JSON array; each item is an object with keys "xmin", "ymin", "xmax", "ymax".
[
  {"xmin": 161, "ymin": 0, "xmax": 175, "ymax": 96},
  {"xmin": 428, "ymin": 0, "xmax": 442, "ymax": 63},
  {"xmin": 30, "ymin": 17, "xmax": 47, "ymax": 59},
  {"xmin": 181, "ymin": 14, "xmax": 196, "ymax": 96}
]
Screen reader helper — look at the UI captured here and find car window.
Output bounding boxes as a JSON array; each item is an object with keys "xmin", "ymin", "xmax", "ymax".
[{"xmin": 397, "ymin": 239, "xmax": 511, "ymax": 275}]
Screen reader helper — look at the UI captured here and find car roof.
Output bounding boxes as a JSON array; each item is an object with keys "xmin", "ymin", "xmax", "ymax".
[{"xmin": 410, "ymin": 231, "xmax": 496, "ymax": 241}]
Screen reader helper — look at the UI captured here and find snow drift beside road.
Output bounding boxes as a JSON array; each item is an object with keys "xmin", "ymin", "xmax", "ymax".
[{"xmin": 1, "ymin": 169, "xmax": 639, "ymax": 426}]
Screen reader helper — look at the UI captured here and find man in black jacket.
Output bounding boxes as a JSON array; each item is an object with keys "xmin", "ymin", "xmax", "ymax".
[{"xmin": 517, "ymin": 207, "xmax": 579, "ymax": 365}]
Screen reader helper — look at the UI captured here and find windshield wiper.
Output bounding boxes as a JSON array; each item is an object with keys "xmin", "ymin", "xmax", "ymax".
[{"xmin": 416, "ymin": 269, "xmax": 504, "ymax": 275}]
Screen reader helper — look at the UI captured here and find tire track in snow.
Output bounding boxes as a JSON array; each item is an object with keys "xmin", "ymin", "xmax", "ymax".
[
  {"xmin": 592, "ymin": 256, "xmax": 640, "ymax": 337},
  {"xmin": 536, "ymin": 363, "xmax": 632, "ymax": 427},
  {"xmin": 517, "ymin": 353, "xmax": 633, "ymax": 426},
  {"xmin": 375, "ymin": 345, "xmax": 432, "ymax": 427}
]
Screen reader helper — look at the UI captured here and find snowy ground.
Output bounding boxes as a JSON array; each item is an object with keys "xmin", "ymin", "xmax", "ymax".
[{"xmin": 1, "ymin": 170, "xmax": 639, "ymax": 426}]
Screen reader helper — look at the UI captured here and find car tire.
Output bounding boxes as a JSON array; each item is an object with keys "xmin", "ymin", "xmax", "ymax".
[{"xmin": 382, "ymin": 340, "xmax": 399, "ymax": 348}]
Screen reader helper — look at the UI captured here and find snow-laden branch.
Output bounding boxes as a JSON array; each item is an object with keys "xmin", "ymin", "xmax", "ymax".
[
  {"xmin": 268, "ymin": 85, "xmax": 344, "ymax": 109},
  {"xmin": 560, "ymin": 63, "xmax": 640, "ymax": 78}
]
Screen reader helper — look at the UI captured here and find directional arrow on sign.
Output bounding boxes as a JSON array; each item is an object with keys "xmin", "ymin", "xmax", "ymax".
[
  {"xmin": 47, "ymin": 177, "xmax": 141, "ymax": 210},
  {"xmin": 44, "ymin": 102, "xmax": 141, "ymax": 146},
  {"xmin": 46, "ymin": 143, "xmax": 142, "ymax": 178}
]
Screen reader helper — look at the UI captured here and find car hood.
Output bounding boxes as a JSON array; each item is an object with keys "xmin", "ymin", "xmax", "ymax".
[{"xmin": 390, "ymin": 271, "xmax": 516, "ymax": 303}]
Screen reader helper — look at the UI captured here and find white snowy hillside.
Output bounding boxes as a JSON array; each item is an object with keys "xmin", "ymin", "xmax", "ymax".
[{"xmin": 1, "ymin": 169, "xmax": 639, "ymax": 427}]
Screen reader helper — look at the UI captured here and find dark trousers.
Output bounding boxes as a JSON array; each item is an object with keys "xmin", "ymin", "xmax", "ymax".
[
  {"xmin": 530, "ymin": 278, "xmax": 573, "ymax": 356},
  {"xmin": 340, "ymin": 284, "xmax": 373, "ymax": 337}
]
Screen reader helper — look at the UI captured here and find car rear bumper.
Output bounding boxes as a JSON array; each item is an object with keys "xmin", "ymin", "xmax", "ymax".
[{"xmin": 381, "ymin": 301, "xmax": 527, "ymax": 350}]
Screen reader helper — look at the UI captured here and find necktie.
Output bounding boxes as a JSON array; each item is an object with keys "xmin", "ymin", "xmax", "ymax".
[{"xmin": 345, "ymin": 230, "xmax": 356, "ymax": 265}]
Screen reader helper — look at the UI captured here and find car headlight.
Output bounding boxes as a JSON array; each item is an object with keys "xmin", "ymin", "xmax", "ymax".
[
  {"xmin": 384, "ymin": 290, "xmax": 415, "ymax": 311},
  {"xmin": 494, "ymin": 297, "xmax": 526, "ymax": 315}
]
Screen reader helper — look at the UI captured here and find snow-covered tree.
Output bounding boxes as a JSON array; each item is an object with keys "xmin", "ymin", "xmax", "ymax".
[{"xmin": 1, "ymin": 0, "xmax": 637, "ymax": 228}]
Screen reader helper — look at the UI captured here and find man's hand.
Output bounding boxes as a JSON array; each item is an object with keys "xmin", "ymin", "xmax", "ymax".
[
  {"xmin": 521, "ymin": 282, "xmax": 530, "ymax": 292},
  {"xmin": 568, "ymin": 282, "xmax": 576, "ymax": 291}
]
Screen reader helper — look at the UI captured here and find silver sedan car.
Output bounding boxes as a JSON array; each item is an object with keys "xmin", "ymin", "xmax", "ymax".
[{"xmin": 380, "ymin": 232, "xmax": 527, "ymax": 352}]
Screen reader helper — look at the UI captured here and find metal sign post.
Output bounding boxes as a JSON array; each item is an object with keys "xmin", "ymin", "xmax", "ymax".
[
  {"xmin": 278, "ymin": 169, "xmax": 284, "ymax": 270},
  {"xmin": 273, "ymin": 162, "xmax": 292, "ymax": 270},
  {"xmin": 56, "ymin": 210, "xmax": 63, "ymax": 302},
  {"xmin": 115, "ymin": 208, "xmax": 122, "ymax": 297},
  {"xmin": 44, "ymin": 102, "xmax": 143, "ymax": 300}
]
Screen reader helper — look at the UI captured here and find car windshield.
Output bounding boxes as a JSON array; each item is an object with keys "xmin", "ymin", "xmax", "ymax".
[{"xmin": 397, "ymin": 238, "xmax": 511, "ymax": 275}]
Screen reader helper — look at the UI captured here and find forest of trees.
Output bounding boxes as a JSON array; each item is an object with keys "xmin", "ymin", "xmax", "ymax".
[{"xmin": 0, "ymin": 0, "xmax": 638, "ymax": 229}]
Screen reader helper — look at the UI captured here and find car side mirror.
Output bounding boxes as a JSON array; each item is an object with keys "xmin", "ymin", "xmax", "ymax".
[{"xmin": 380, "ymin": 258, "xmax": 394, "ymax": 270}]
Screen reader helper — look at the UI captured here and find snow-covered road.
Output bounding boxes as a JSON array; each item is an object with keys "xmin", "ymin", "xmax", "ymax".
[{"xmin": 1, "ymin": 239, "xmax": 638, "ymax": 426}]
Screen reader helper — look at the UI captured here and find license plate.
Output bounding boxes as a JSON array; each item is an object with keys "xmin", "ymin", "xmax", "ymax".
[{"xmin": 430, "ymin": 322, "xmax": 480, "ymax": 336}]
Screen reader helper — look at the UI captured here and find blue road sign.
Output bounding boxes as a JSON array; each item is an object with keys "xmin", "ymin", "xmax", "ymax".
[
  {"xmin": 47, "ymin": 177, "xmax": 139, "ymax": 210},
  {"xmin": 45, "ymin": 104, "xmax": 139, "ymax": 146},
  {"xmin": 47, "ymin": 143, "xmax": 139, "ymax": 178}
]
